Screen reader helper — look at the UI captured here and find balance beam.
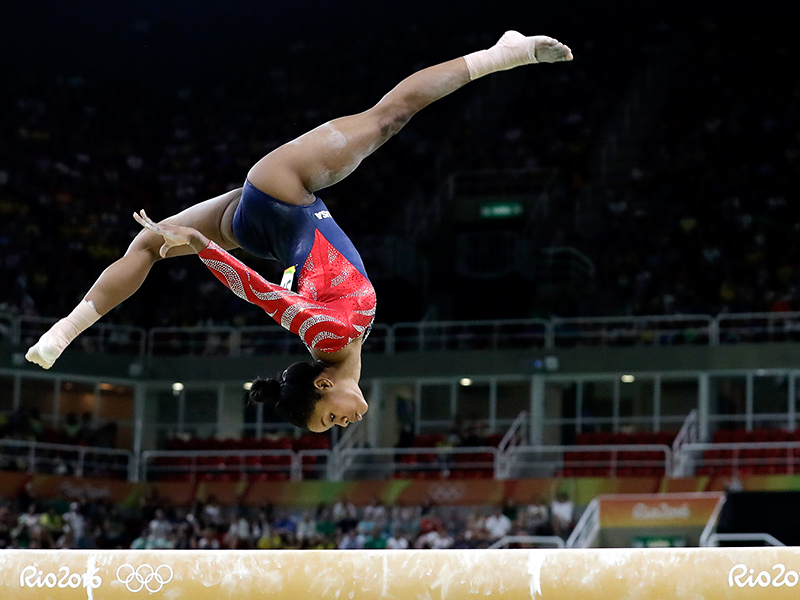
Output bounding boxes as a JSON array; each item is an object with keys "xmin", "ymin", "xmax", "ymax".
[{"xmin": 3, "ymin": 548, "xmax": 800, "ymax": 599}]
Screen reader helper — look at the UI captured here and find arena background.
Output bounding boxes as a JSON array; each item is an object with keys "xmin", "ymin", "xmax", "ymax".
[{"xmin": 2, "ymin": 0, "xmax": 800, "ymax": 565}]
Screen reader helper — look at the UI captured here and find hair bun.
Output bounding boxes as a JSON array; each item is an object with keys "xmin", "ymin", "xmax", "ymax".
[{"xmin": 248, "ymin": 377, "xmax": 281, "ymax": 405}]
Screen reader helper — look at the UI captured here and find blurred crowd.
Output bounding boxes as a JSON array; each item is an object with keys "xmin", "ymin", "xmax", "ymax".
[
  {"xmin": 0, "ymin": 490, "xmax": 575, "ymax": 551},
  {"xmin": 2, "ymin": 7, "xmax": 796, "ymax": 331},
  {"xmin": 0, "ymin": 408, "xmax": 122, "ymax": 477}
]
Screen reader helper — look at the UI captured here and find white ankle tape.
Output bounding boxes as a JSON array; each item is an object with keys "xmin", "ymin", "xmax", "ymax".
[
  {"xmin": 463, "ymin": 31, "xmax": 539, "ymax": 80},
  {"xmin": 50, "ymin": 300, "xmax": 102, "ymax": 353}
]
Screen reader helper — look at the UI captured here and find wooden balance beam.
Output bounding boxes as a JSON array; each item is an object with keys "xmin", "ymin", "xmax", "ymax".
[{"xmin": 3, "ymin": 548, "xmax": 800, "ymax": 599}]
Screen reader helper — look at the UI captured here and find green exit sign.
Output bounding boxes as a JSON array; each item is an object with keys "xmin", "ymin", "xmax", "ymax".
[{"xmin": 480, "ymin": 202, "xmax": 524, "ymax": 219}]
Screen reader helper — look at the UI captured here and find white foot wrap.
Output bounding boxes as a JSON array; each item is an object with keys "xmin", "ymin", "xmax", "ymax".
[
  {"xmin": 25, "ymin": 300, "xmax": 101, "ymax": 369},
  {"xmin": 463, "ymin": 30, "xmax": 573, "ymax": 80}
]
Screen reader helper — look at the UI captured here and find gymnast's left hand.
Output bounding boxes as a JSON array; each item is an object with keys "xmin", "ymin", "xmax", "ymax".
[{"xmin": 133, "ymin": 209, "xmax": 208, "ymax": 257}]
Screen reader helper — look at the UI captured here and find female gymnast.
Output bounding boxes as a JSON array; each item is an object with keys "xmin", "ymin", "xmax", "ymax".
[{"xmin": 26, "ymin": 31, "xmax": 573, "ymax": 431}]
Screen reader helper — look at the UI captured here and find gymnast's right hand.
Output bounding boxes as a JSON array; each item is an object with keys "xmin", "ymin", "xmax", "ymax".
[{"xmin": 133, "ymin": 209, "xmax": 209, "ymax": 257}]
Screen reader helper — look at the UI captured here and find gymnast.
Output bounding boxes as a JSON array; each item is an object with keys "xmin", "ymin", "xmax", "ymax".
[{"xmin": 26, "ymin": 32, "xmax": 573, "ymax": 431}]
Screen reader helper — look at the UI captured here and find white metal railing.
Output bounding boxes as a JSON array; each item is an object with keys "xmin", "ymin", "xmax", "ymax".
[
  {"xmin": 0, "ymin": 313, "xmax": 16, "ymax": 343},
  {"xmin": 496, "ymin": 411, "xmax": 528, "ymax": 479},
  {"xmin": 550, "ymin": 314, "xmax": 716, "ymax": 348},
  {"xmin": 140, "ymin": 449, "xmax": 299, "ymax": 482},
  {"xmin": 681, "ymin": 441, "xmax": 800, "ymax": 476},
  {"xmin": 507, "ymin": 444, "xmax": 672, "ymax": 479},
  {"xmin": 16, "ymin": 315, "xmax": 146, "ymax": 357},
  {"xmin": 4, "ymin": 310, "xmax": 800, "ymax": 357},
  {"xmin": 567, "ymin": 497, "xmax": 600, "ymax": 548},
  {"xmin": 489, "ymin": 535, "xmax": 566, "ymax": 549},
  {"xmin": 671, "ymin": 409, "xmax": 699, "ymax": 476},
  {"xmin": 331, "ymin": 420, "xmax": 370, "ymax": 481},
  {"xmin": 717, "ymin": 312, "xmax": 800, "ymax": 344},
  {"xmin": 698, "ymin": 494, "xmax": 727, "ymax": 547},
  {"xmin": 0, "ymin": 438, "xmax": 133, "ymax": 479},
  {"xmin": 334, "ymin": 446, "xmax": 499, "ymax": 481},
  {"xmin": 392, "ymin": 319, "xmax": 548, "ymax": 352},
  {"xmin": 13, "ymin": 429, "xmax": 800, "ymax": 484}
]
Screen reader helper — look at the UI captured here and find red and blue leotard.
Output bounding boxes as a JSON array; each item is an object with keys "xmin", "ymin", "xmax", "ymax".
[{"xmin": 197, "ymin": 181, "xmax": 376, "ymax": 352}]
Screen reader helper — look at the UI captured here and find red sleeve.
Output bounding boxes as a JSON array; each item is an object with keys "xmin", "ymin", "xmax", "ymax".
[{"xmin": 198, "ymin": 242, "xmax": 350, "ymax": 351}]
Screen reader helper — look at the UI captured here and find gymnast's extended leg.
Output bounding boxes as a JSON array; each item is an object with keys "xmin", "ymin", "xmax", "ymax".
[
  {"xmin": 25, "ymin": 188, "xmax": 242, "ymax": 368},
  {"xmin": 247, "ymin": 31, "xmax": 572, "ymax": 204}
]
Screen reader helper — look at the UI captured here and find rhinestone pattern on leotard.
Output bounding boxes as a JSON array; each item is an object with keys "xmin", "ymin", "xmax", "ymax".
[{"xmin": 199, "ymin": 231, "xmax": 376, "ymax": 352}]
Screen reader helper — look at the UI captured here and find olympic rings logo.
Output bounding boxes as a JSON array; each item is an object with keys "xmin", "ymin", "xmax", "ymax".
[{"xmin": 115, "ymin": 564, "xmax": 174, "ymax": 593}]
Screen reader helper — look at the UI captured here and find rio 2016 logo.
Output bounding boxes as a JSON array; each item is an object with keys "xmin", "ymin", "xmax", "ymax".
[
  {"xmin": 19, "ymin": 565, "xmax": 102, "ymax": 590},
  {"xmin": 729, "ymin": 564, "xmax": 800, "ymax": 588}
]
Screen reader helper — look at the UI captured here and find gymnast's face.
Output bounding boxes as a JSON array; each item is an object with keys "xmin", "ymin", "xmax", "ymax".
[{"xmin": 307, "ymin": 378, "xmax": 369, "ymax": 433}]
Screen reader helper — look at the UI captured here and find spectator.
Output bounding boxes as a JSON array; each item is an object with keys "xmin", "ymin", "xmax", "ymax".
[
  {"xmin": 415, "ymin": 524, "xmax": 453, "ymax": 549},
  {"xmin": 78, "ymin": 412, "xmax": 94, "ymax": 445},
  {"xmin": 386, "ymin": 527, "xmax": 410, "ymax": 550},
  {"xmin": 197, "ymin": 527, "xmax": 220, "ymax": 550},
  {"xmin": 550, "ymin": 492, "xmax": 574, "ymax": 539},
  {"xmin": 332, "ymin": 498, "xmax": 358, "ymax": 533},
  {"xmin": 295, "ymin": 511, "xmax": 316, "ymax": 544},
  {"xmin": 61, "ymin": 412, "xmax": 81, "ymax": 444},
  {"xmin": 337, "ymin": 528, "xmax": 364, "ymax": 550},
  {"xmin": 363, "ymin": 525, "xmax": 388, "ymax": 549},
  {"xmin": 485, "ymin": 507, "xmax": 513, "ymax": 541},
  {"xmin": 40, "ymin": 507, "xmax": 64, "ymax": 538},
  {"xmin": 27, "ymin": 409, "xmax": 44, "ymax": 442},
  {"xmin": 523, "ymin": 497, "xmax": 550, "ymax": 536}
]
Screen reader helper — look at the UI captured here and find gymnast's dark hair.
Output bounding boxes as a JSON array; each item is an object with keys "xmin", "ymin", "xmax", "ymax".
[{"xmin": 248, "ymin": 361, "xmax": 326, "ymax": 430}]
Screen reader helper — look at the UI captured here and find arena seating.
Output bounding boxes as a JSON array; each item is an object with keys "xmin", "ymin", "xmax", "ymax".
[
  {"xmin": 559, "ymin": 431, "xmax": 676, "ymax": 478},
  {"xmin": 153, "ymin": 435, "xmax": 330, "ymax": 481},
  {"xmin": 696, "ymin": 428, "xmax": 800, "ymax": 477}
]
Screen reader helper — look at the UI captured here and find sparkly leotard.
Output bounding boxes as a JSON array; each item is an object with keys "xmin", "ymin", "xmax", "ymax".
[{"xmin": 197, "ymin": 182, "xmax": 376, "ymax": 352}]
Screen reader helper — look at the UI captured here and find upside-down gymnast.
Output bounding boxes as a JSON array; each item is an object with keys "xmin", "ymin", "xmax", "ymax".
[{"xmin": 26, "ymin": 31, "xmax": 573, "ymax": 431}]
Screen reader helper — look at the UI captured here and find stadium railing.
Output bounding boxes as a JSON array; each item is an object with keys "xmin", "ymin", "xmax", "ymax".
[
  {"xmin": 16, "ymin": 315, "xmax": 146, "ymax": 358},
  {"xmin": 671, "ymin": 409, "xmax": 700, "ymax": 477},
  {"xmin": 505, "ymin": 443, "xmax": 673, "ymax": 479},
  {"xmin": 680, "ymin": 441, "xmax": 800, "ymax": 477},
  {"xmin": 0, "ymin": 438, "xmax": 133, "ymax": 480},
  {"xmin": 4, "ymin": 311, "xmax": 800, "ymax": 356},
  {"xmin": 13, "ymin": 428, "xmax": 800, "ymax": 483}
]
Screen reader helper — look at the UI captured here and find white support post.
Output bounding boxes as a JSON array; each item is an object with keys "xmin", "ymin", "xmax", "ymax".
[
  {"xmin": 746, "ymin": 373, "xmax": 754, "ymax": 432},
  {"xmin": 256, "ymin": 402, "xmax": 264, "ymax": 439},
  {"xmin": 653, "ymin": 375, "xmax": 662, "ymax": 432},
  {"xmin": 93, "ymin": 382, "xmax": 101, "ymax": 422},
  {"xmin": 12, "ymin": 374, "xmax": 20, "ymax": 411},
  {"xmin": 449, "ymin": 381, "xmax": 458, "ymax": 423},
  {"xmin": 489, "ymin": 379, "xmax": 498, "ymax": 433},
  {"xmin": 698, "ymin": 374, "xmax": 710, "ymax": 442},
  {"xmin": 132, "ymin": 383, "xmax": 146, "ymax": 482},
  {"xmin": 368, "ymin": 380, "xmax": 381, "ymax": 448},
  {"xmin": 177, "ymin": 389, "xmax": 186, "ymax": 435},
  {"xmin": 216, "ymin": 383, "xmax": 225, "ymax": 437},
  {"xmin": 530, "ymin": 376, "xmax": 545, "ymax": 446},
  {"xmin": 53, "ymin": 378, "xmax": 61, "ymax": 425},
  {"xmin": 414, "ymin": 381, "xmax": 422, "ymax": 435}
]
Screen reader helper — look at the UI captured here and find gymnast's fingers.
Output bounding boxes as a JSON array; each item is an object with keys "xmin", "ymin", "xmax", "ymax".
[{"xmin": 133, "ymin": 210, "xmax": 163, "ymax": 236}]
